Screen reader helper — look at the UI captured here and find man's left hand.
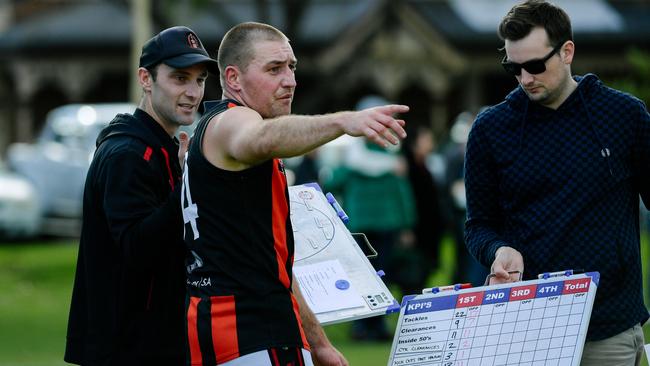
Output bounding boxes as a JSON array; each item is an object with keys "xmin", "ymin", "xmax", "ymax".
[
  {"xmin": 178, "ymin": 131, "xmax": 189, "ymax": 170},
  {"xmin": 312, "ymin": 345, "xmax": 349, "ymax": 366}
]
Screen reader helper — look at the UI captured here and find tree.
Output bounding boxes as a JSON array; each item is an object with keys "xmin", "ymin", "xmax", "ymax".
[{"xmin": 607, "ymin": 48, "xmax": 650, "ymax": 105}]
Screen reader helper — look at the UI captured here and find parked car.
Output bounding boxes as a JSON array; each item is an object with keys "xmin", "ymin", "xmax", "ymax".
[
  {"xmin": 0, "ymin": 163, "xmax": 41, "ymax": 240},
  {"xmin": 7, "ymin": 103, "xmax": 135, "ymax": 236}
]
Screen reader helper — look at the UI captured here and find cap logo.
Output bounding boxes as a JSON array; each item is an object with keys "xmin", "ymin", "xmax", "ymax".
[{"xmin": 187, "ymin": 33, "xmax": 199, "ymax": 49}]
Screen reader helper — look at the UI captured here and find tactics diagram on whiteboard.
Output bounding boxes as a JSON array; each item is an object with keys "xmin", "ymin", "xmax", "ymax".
[
  {"xmin": 290, "ymin": 187, "xmax": 337, "ymax": 262},
  {"xmin": 288, "ymin": 183, "xmax": 399, "ymax": 325}
]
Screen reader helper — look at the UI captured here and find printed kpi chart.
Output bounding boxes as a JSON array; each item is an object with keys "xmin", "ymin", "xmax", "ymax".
[{"xmin": 388, "ymin": 272, "xmax": 599, "ymax": 366}]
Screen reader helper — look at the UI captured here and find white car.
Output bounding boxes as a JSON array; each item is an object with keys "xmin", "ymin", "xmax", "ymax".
[
  {"xmin": 0, "ymin": 166, "xmax": 41, "ymax": 239},
  {"xmin": 7, "ymin": 103, "xmax": 136, "ymax": 236}
]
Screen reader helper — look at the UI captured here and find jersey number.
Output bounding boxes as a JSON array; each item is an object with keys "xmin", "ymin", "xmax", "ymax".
[{"xmin": 181, "ymin": 157, "xmax": 200, "ymax": 240}]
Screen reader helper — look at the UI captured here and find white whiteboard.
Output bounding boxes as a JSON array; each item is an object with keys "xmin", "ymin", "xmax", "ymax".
[
  {"xmin": 289, "ymin": 183, "xmax": 399, "ymax": 325},
  {"xmin": 387, "ymin": 272, "xmax": 599, "ymax": 366}
]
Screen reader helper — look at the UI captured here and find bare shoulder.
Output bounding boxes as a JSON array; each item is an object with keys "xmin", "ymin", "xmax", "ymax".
[
  {"xmin": 218, "ymin": 106, "xmax": 262, "ymax": 126},
  {"xmin": 202, "ymin": 105, "xmax": 263, "ymax": 171},
  {"xmin": 205, "ymin": 106, "xmax": 258, "ymax": 140}
]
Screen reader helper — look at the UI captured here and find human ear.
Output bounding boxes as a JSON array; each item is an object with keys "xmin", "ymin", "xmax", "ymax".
[
  {"xmin": 561, "ymin": 41, "xmax": 575, "ymax": 65},
  {"xmin": 138, "ymin": 67, "xmax": 153, "ymax": 92},
  {"xmin": 224, "ymin": 65, "xmax": 241, "ymax": 91}
]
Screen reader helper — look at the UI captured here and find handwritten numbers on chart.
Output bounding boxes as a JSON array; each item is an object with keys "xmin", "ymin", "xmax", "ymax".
[{"xmin": 389, "ymin": 274, "xmax": 597, "ymax": 366}]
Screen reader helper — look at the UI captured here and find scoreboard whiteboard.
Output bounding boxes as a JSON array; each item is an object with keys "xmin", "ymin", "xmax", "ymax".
[{"xmin": 387, "ymin": 272, "xmax": 599, "ymax": 366}]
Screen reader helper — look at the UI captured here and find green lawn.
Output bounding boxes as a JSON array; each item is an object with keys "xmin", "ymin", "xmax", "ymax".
[
  {"xmin": 0, "ymin": 236, "xmax": 648, "ymax": 365},
  {"xmin": 0, "ymin": 240, "xmax": 75, "ymax": 366}
]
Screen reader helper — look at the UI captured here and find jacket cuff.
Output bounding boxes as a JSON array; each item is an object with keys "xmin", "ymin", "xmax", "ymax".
[{"xmin": 486, "ymin": 240, "xmax": 514, "ymax": 267}]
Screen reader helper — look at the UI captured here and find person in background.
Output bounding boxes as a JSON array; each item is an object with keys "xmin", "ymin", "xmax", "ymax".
[
  {"xmin": 443, "ymin": 112, "xmax": 489, "ymax": 287},
  {"xmin": 326, "ymin": 95, "xmax": 416, "ymax": 341},
  {"xmin": 65, "ymin": 26, "xmax": 217, "ymax": 365},
  {"xmin": 464, "ymin": 1, "xmax": 649, "ymax": 365},
  {"xmin": 181, "ymin": 23, "xmax": 408, "ymax": 365},
  {"xmin": 400, "ymin": 124, "xmax": 445, "ymax": 293}
]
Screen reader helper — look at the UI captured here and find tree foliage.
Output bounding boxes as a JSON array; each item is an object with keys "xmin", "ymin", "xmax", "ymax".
[{"xmin": 607, "ymin": 48, "xmax": 650, "ymax": 105}]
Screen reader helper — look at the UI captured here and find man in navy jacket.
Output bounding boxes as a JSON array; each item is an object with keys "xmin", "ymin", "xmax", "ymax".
[
  {"xmin": 65, "ymin": 26, "xmax": 217, "ymax": 365},
  {"xmin": 464, "ymin": 1, "xmax": 649, "ymax": 365}
]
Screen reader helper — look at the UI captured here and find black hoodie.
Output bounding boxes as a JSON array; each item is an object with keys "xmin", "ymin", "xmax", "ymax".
[
  {"xmin": 65, "ymin": 108, "xmax": 186, "ymax": 365},
  {"xmin": 465, "ymin": 74, "xmax": 650, "ymax": 340}
]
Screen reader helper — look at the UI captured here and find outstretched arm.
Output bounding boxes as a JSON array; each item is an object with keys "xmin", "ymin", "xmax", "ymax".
[
  {"xmin": 204, "ymin": 104, "xmax": 408, "ymax": 170},
  {"xmin": 292, "ymin": 276, "xmax": 348, "ymax": 366}
]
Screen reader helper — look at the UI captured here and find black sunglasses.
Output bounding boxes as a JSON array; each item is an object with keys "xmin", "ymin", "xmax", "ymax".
[{"xmin": 501, "ymin": 42, "xmax": 564, "ymax": 76}]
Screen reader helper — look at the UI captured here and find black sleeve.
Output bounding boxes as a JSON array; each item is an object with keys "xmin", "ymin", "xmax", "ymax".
[
  {"xmin": 464, "ymin": 118, "xmax": 513, "ymax": 267},
  {"xmin": 633, "ymin": 99, "xmax": 650, "ymax": 207},
  {"xmin": 102, "ymin": 148, "xmax": 183, "ymax": 268}
]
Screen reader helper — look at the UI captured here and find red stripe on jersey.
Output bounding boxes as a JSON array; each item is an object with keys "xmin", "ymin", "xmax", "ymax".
[
  {"xmin": 143, "ymin": 146, "xmax": 153, "ymax": 161},
  {"xmin": 227, "ymin": 102, "xmax": 238, "ymax": 109},
  {"xmin": 290, "ymin": 294, "xmax": 310, "ymax": 350},
  {"xmin": 271, "ymin": 159, "xmax": 290, "ymax": 288},
  {"xmin": 160, "ymin": 147, "xmax": 175, "ymax": 189},
  {"xmin": 296, "ymin": 347, "xmax": 305, "ymax": 366},
  {"xmin": 187, "ymin": 297, "xmax": 203, "ymax": 365},
  {"xmin": 269, "ymin": 348, "xmax": 280, "ymax": 366},
  {"xmin": 210, "ymin": 295, "xmax": 239, "ymax": 364}
]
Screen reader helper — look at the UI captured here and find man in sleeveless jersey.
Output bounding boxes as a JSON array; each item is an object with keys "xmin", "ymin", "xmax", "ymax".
[{"xmin": 181, "ymin": 22, "xmax": 409, "ymax": 366}]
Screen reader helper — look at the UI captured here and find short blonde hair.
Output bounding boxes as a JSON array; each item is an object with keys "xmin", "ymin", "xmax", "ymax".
[{"xmin": 217, "ymin": 22, "xmax": 288, "ymax": 87}]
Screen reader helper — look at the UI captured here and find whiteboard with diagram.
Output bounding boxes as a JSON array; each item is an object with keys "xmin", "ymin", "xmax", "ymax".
[{"xmin": 289, "ymin": 183, "xmax": 400, "ymax": 325}]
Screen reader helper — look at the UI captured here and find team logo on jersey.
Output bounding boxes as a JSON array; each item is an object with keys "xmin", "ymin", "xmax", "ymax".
[{"xmin": 187, "ymin": 33, "xmax": 200, "ymax": 49}]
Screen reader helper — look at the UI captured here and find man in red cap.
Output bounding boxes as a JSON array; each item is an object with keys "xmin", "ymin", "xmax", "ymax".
[{"xmin": 65, "ymin": 26, "xmax": 217, "ymax": 365}]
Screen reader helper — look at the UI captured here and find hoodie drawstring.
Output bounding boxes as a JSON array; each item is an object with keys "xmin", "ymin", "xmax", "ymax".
[
  {"xmin": 578, "ymin": 89, "xmax": 614, "ymax": 177},
  {"xmin": 516, "ymin": 84, "xmax": 613, "ymax": 178},
  {"xmin": 517, "ymin": 95, "xmax": 530, "ymax": 153}
]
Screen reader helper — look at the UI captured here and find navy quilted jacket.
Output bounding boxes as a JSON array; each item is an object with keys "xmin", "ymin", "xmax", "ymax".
[{"xmin": 465, "ymin": 73, "xmax": 650, "ymax": 340}]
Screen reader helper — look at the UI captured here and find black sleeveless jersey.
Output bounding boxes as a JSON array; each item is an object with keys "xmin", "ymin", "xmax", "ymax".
[{"xmin": 181, "ymin": 100, "xmax": 308, "ymax": 365}]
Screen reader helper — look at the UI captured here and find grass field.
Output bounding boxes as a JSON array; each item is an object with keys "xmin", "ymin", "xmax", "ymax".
[{"xmin": 0, "ymin": 236, "xmax": 648, "ymax": 365}]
